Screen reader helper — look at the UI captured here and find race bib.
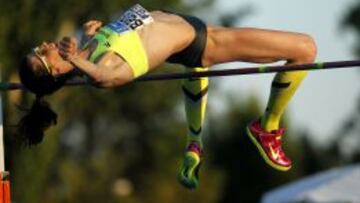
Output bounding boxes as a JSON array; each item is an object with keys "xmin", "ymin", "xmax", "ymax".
[
  {"xmin": 105, "ymin": 4, "xmax": 154, "ymax": 34},
  {"xmin": 129, "ymin": 4, "xmax": 152, "ymax": 22},
  {"xmin": 119, "ymin": 4, "xmax": 154, "ymax": 30},
  {"xmin": 106, "ymin": 21, "xmax": 131, "ymax": 33}
]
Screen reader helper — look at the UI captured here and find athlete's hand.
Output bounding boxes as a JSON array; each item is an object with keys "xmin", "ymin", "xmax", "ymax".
[
  {"xmin": 58, "ymin": 36, "xmax": 78, "ymax": 60},
  {"xmin": 83, "ymin": 20, "xmax": 103, "ymax": 38}
]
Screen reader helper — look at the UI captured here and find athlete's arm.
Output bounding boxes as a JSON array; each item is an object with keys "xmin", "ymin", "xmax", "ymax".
[
  {"xmin": 68, "ymin": 52, "xmax": 133, "ymax": 88},
  {"xmin": 59, "ymin": 36, "xmax": 132, "ymax": 87}
]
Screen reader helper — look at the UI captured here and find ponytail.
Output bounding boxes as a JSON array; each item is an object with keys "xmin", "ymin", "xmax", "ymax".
[
  {"xmin": 17, "ymin": 56, "xmax": 67, "ymax": 146},
  {"xmin": 18, "ymin": 95, "xmax": 57, "ymax": 146}
]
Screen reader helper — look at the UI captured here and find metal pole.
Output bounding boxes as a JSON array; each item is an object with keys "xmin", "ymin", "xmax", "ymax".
[
  {"xmin": 0, "ymin": 70, "xmax": 4, "ymax": 172},
  {"xmin": 0, "ymin": 70, "xmax": 10, "ymax": 203}
]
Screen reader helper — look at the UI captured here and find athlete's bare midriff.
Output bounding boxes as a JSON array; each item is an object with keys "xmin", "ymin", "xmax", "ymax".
[{"xmin": 137, "ymin": 11, "xmax": 197, "ymax": 70}]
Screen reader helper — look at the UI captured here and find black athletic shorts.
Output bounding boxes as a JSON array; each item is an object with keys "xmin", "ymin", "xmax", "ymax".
[{"xmin": 163, "ymin": 12, "xmax": 207, "ymax": 67}]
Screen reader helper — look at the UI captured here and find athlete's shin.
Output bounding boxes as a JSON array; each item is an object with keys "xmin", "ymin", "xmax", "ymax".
[
  {"xmin": 262, "ymin": 70, "xmax": 308, "ymax": 132},
  {"xmin": 182, "ymin": 67, "xmax": 209, "ymax": 147}
]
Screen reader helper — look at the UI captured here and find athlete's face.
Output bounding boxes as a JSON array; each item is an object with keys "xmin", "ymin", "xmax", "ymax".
[{"xmin": 29, "ymin": 41, "xmax": 74, "ymax": 77}]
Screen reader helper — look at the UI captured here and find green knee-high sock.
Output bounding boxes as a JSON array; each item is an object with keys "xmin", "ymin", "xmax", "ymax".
[
  {"xmin": 262, "ymin": 70, "xmax": 308, "ymax": 132},
  {"xmin": 183, "ymin": 67, "xmax": 209, "ymax": 149}
]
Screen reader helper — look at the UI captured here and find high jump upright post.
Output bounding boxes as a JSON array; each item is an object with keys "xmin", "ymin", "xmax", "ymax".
[{"xmin": 0, "ymin": 70, "xmax": 11, "ymax": 203}]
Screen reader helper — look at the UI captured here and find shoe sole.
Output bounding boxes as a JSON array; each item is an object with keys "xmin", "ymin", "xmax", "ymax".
[{"xmin": 246, "ymin": 127, "xmax": 291, "ymax": 171}]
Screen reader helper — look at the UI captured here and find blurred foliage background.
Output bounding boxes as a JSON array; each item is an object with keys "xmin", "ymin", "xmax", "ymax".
[{"xmin": 0, "ymin": 0, "xmax": 359, "ymax": 202}]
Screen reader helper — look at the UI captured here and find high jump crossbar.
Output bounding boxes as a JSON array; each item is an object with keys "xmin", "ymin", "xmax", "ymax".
[{"xmin": 0, "ymin": 59, "xmax": 360, "ymax": 91}]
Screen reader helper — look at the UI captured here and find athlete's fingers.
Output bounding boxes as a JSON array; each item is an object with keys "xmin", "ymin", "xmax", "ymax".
[
  {"xmin": 59, "ymin": 38, "xmax": 71, "ymax": 48},
  {"xmin": 58, "ymin": 44, "xmax": 69, "ymax": 53},
  {"xmin": 84, "ymin": 20, "xmax": 102, "ymax": 27},
  {"xmin": 59, "ymin": 42, "xmax": 73, "ymax": 54},
  {"xmin": 59, "ymin": 48, "xmax": 77, "ymax": 61},
  {"xmin": 67, "ymin": 37, "xmax": 78, "ymax": 48},
  {"xmin": 58, "ymin": 49, "xmax": 69, "ymax": 60},
  {"xmin": 83, "ymin": 20, "xmax": 102, "ymax": 35},
  {"xmin": 59, "ymin": 40, "xmax": 74, "ymax": 49},
  {"xmin": 60, "ymin": 36, "xmax": 77, "ymax": 45},
  {"xmin": 93, "ymin": 21, "xmax": 102, "ymax": 28},
  {"xmin": 59, "ymin": 43, "xmax": 76, "ymax": 60},
  {"xmin": 59, "ymin": 37, "xmax": 77, "ymax": 51},
  {"xmin": 83, "ymin": 21, "xmax": 97, "ymax": 30},
  {"xmin": 83, "ymin": 20, "xmax": 94, "ymax": 27}
]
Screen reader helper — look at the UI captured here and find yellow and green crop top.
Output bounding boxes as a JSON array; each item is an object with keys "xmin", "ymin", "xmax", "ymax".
[{"xmin": 86, "ymin": 4, "xmax": 153, "ymax": 78}]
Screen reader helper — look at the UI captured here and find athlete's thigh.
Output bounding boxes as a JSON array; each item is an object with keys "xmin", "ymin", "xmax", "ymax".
[{"xmin": 203, "ymin": 26, "xmax": 314, "ymax": 65}]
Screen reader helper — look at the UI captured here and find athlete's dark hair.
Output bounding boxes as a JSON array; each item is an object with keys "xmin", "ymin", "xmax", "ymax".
[{"xmin": 17, "ymin": 57, "xmax": 67, "ymax": 146}]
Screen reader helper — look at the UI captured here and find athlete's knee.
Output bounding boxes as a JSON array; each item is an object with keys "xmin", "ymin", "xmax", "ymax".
[{"xmin": 295, "ymin": 34, "xmax": 317, "ymax": 63}]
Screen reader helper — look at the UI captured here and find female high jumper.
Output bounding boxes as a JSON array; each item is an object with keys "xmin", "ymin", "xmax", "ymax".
[{"xmin": 18, "ymin": 4, "xmax": 317, "ymax": 189}]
